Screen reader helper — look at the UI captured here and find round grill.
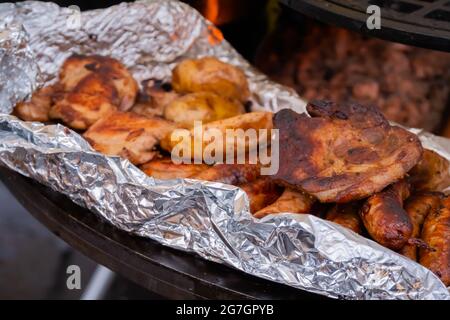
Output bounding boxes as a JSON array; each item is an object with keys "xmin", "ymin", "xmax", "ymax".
[{"xmin": 281, "ymin": 0, "xmax": 450, "ymax": 51}]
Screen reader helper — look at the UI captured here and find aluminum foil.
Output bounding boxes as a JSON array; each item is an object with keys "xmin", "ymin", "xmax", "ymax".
[{"xmin": 0, "ymin": 0, "xmax": 449, "ymax": 300}]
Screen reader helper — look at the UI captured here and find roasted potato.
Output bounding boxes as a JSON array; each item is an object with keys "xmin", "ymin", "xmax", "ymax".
[
  {"xmin": 172, "ymin": 57, "xmax": 250, "ymax": 102},
  {"xmin": 163, "ymin": 92, "xmax": 244, "ymax": 128}
]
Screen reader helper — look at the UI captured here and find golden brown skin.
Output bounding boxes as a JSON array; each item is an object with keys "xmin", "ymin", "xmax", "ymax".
[
  {"xmin": 14, "ymin": 84, "xmax": 62, "ymax": 122},
  {"xmin": 409, "ymin": 149, "xmax": 450, "ymax": 192},
  {"xmin": 272, "ymin": 100, "xmax": 423, "ymax": 203},
  {"xmin": 419, "ymin": 196, "xmax": 450, "ymax": 286},
  {"xmin": 360, "ymin": 180, "xmax": 412, "ymax": 250},
  {"xmin": 83, "ymin": 112, "xmax": 176, "ymax": 165},
  {"xmin": 140, "ymin": 157, "xmax": 208, "ymax": 179},
  {"xmin": 172, "ymin": 57, "xmax": 250, "ymax": 102},
  {"xmin": 50, "ymin": 73, "xmax": 118, "ymax": 130},
  {"xmin": 325, "ymin": 202, "xmax": 364, "ymax": 234},
  {"xmin": 191, "ymin": 163, "xmax": 260, "ymax": 186},
  {"xmin": 131, "ymin": 79, "xmax": 180, "ymax": 118},
  {"xmin": 253, "ymin": 188, "xmax": 315, "ymax": 219},
  {"xmin": 59, "ymin": 54, "xmax": 138, "ymax": 110},
  {"xmin": 240, "ymin": 178, "xmax": 282, "ymax": 213},
  {"xmin": 161, "ymin": 111, "xmax": 273, "ymax": 163},
  {"xmin": 163, "ymin": 92, "xmax": 244, "ymax": 128},
  {"xmin": 400, "ymin": 192, "xmax": 443, "ymax": 261}
]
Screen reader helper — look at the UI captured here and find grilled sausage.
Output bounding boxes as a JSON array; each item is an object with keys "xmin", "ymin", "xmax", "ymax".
[
  {"xmin": 400, "ymin": 193, "xmax": 443, "ymax": 261},
  {"xmin": 360, "ymin": 180, "xmax": 412, "ymax": 250},
  {"xmin": 419, "ymin": 196, "xmax": 450, "ymax": 286},
  {"xmin": 326, "ymin": 202, "xmax": 364, "ymax": 234}
]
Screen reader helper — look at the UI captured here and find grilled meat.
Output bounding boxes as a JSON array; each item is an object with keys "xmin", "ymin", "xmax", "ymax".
[
  {"xmin": 83, "ymin": 111, "xmax": 176, "ymax": 165},
  {"xmin": 272, "ymin": 100, "xmax": 423, "ymax": 203}
]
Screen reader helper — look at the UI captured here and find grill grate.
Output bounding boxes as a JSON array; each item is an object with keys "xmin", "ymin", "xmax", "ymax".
[{"xmin": 281, "ymin": 0, "xmax": 450, "ymax": 51}]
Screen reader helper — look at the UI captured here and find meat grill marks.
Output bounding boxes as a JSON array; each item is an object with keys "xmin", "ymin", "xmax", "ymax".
[
  {"xmin": 272, "ymin": 100, "xmax": 423, "ymax": 203},
  {"xmin": 83, "ymin": 111, "xmax": 176, "ymax": 165}
]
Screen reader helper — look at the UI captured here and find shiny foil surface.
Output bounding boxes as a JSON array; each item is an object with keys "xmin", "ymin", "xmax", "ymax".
[{"xmin": 0, "ymin": 0, "xmax": 449, "ymax": 299}]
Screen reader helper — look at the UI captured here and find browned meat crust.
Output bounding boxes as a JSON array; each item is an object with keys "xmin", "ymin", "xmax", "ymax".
[
  {"xmin": 360, "ymin": 180, "xmax": 412, "ymax": 250},
  {"xmin": 272, "ymin": 100, "xmax": 423, "ymax": 203}
]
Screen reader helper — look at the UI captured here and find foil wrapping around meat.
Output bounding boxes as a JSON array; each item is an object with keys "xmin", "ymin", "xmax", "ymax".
[{"xmin": 0, "ymin": 0, "xmax": 449, "ymax": 299}]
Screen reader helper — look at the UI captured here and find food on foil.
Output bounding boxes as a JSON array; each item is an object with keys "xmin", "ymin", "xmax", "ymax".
[
  {"xmin": 12, "ymin": 52, "xmax": 450, "ymax": 287},
  {"xmin": 325, "ymin": 202, "xmax": 364, "ymax": 234},
  {"xmin": 172, "ymin": 57, "xmax": 250, "ymax": 102},
  {"xmin": 163, "ymin": 92, "xmax": 244, "ymax": 128},
  {"xmin": 58, "ymin": 54, "xmax": 138, "ymax": 111},
  {"xmin": 192, "ymin": 163, "xmax": 261, "ymax": 185},
  {"xmin": 360, "ymin": 180, "xmax": 412, "ymax": 250},
  {"xmin": 400, "ymin": 192, "xmax": 443, "ymax": 261},
  {"xmin": 160, "ymin": 111, "xmax": 273, "ymax": 162},
  {"xmin": 271, "ymin": 100, "xmax": 423, "ymax": 203},
  {"xmin": 410, "ymin": 149, "xmax": 450, "ymax": 192},
  {"xmin": 131, "ymin": 79, "xmax": 180, "ymax": 118},
  {"xmin": 48, "ymin": 55, "xmax": 138, "ymax": 130},
  {"xmin": 420, "ymin": 196, "xmax": 450, "ymax": 286},
  {"xmin": 140, "ymin": 157, "xmax": 208, "ymax": 179},
  {"xmin": 83, "ymin": 111, "xmax": 176, "ymax": 165},
  {"xmin": 13, "ymin": 84, "xmax": 63, "ymax": 122},
  {"xmin": 253, "ymin": 189, "xmax": 315, "ymax": 218},
  {"xmin": 240, "ymin": 177, "xmax": 282, "ymax": 213}
]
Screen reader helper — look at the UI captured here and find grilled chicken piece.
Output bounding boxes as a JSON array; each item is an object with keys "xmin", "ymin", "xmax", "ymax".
[
  {"xmin": 83, "ymin": 112, "xmax": 176, "ymax": 165},
  {"xmin": 325, "ymin": 202, "xmax": 364, "ymax": 234},
  {"xmin": 163, "ymin": 92, "xmax": 244, "ymax": 128},
  {"xmin": 59, "ymin": 54, "xmax": 138, "ymax": 110},
  {"xmin": 240, "ymin": 178, "xmax": 281, "ymax": 213},
  {"xmin": 400, "ymin": 192, "xmax": 443, "ymax": 261},
  {"xmin": 131, "ymin": 79, "xmax": 180, "ymax": 118},
  {"xmin": 272, "ymin": 100, "xmax": 423, "ymax": 203},
  {"xmin": 161, "ymin": 111, "xmax": 273, "ymax": 163},
  {"xmin": 14, "ymin": 84, "xmax": 62, "ymax": 122},
  {"xmin": 419, "ymin": 196, "xmax": 450, "ymax": 286},
  {"xmin": 409, "ymin": 149, "xmax": 450, "ymax": 192},
  {"xmin": 253, "ymin": 188, "xmax": 315, "ymax": 219},
  {"xmin": 140, "ymin": 157, "xmax": 208, "ymax": 179},
  {"xmin": 172, "ymin": 57, "xmax": 250, "ymax": 102},
  {"xmin": 360, "ymin": 180, "xmax": 412, "ymax": 250},
  {"xmin": 50, "ymin": 73, "xmax": 118, "ymax": 130},
  {"xmin": 191, "ymin": 163, "xmax": 260, "ymax": 185},
  {"xmin": 50, "ymin": 55, "xmax": 138, "ymax": 130}
]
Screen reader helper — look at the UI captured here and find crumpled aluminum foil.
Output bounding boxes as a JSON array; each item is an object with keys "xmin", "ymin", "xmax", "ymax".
[{"xmin": 0, "ymin": 0, "xmax": 449, "ymax": 300}]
